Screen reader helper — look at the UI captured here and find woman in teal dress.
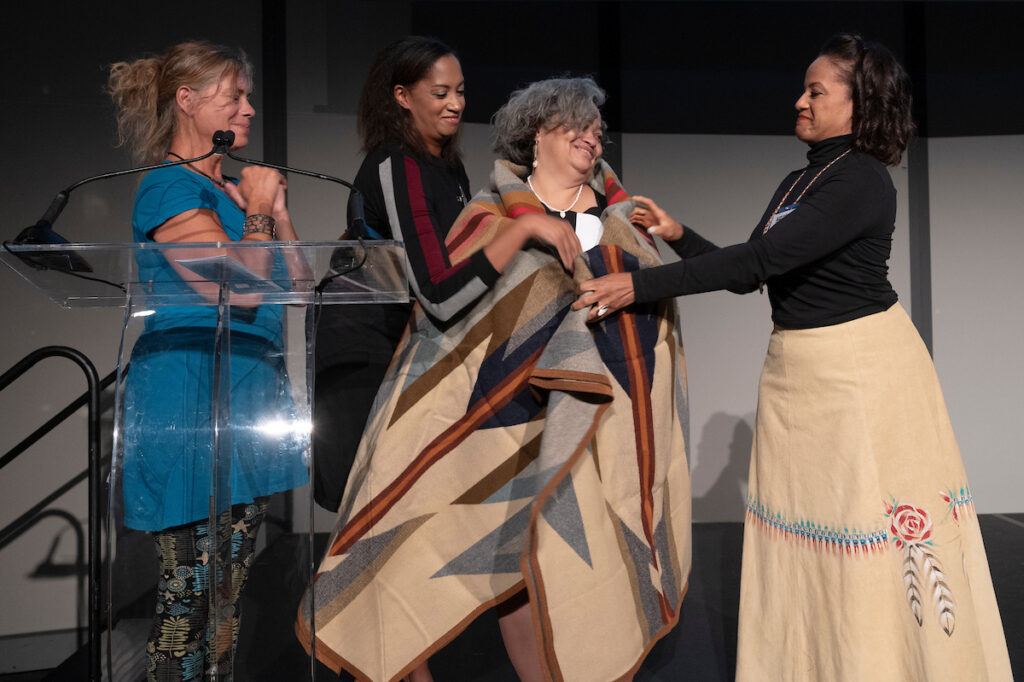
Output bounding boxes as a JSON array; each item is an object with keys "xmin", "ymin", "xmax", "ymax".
[{"xmin": 109, "ymin": 40, "xmax": 307, "ymax": 680}]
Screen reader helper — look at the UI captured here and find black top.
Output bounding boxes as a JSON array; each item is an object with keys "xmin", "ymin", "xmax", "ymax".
[
  {"xmin": 317, "ymin": 144, "xmax": 487, "ymax": 367},
  {"xmin": 354, "ymin": 143, "xmax": 469, "ymax": 241},
  {"xmin": 632, "ymin": 135, "xmax": 899, "ymax": 329}
]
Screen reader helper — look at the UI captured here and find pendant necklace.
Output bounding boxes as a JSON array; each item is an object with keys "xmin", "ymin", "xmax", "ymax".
[
  {"xmin": 758, "ymin": 146, "xmax": 852, "ymax": 294},
  {"xmin": 527, "ymin": 175, "xmax": 584, "ymax": 218},
  {"xmin": 762, "ymin": 148, "xmax": 851, "ymax": 235},
  {"xmin": 167, "ymin": 151, "xmax": 226, "ymax": 188}
]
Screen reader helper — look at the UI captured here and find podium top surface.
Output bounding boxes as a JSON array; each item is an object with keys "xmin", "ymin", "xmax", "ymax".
[{"xmin": 1, "ymin": 241, "xmax": 409, "ymax": 308}]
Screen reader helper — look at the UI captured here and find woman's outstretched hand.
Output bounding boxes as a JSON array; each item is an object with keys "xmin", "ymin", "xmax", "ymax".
[
  {"xmin": 573, "ymin": 272, "xmax": 636, "ymax": 322},
  {"xmin": 630, "ymin": 195, "xmax": 683, "ymax": 242}
]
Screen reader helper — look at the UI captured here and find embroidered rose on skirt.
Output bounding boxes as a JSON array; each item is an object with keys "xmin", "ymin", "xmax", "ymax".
[
  {"xmin": 889, "ymin": 504, "xmax": 932, "ymax": 547},
  {"xmin": 884, "ymin": 496, "xmax": 956, "ymax": 636}
]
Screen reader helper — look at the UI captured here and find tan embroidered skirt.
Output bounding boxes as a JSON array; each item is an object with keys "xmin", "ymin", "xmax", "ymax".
[{"xmin": 736, "ymin": 303, "xmax": 1012, "ymax": 681}]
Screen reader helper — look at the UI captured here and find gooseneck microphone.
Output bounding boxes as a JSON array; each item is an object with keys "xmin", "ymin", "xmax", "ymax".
[
  {"xmin": 13, "ymin": 130, "xmax": 370, "ymax": 244},
  {"xmin": 13, "ymin": 146, "xmax": 222, "ymax": 246},
  {"xmin": 215, "ymin": 130, "xmax": 373, "ymax": 238},
  {"xmin": 8, "ymin": 131, "xmax": 370, "ymax": 285}
]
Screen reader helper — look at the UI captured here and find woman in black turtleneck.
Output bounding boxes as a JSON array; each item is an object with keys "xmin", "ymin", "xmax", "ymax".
[
  {"xmin": 625, "ymin": 131, "xmax": 898, "ymax": 329},
  {"xmin": 577, "ymin": 34, "xmax": 1012, "ymax": 681}
]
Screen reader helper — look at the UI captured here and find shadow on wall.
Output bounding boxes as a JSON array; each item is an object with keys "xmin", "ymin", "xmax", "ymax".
[{"xmin": 692, "ymin": 412, "xmax": 753, "ymax": 523}]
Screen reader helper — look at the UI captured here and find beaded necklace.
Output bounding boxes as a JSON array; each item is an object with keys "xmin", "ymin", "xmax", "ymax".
[
  {"xmin": 762, "ymin": 148, "xmax": 852, "ymax": 235},
  {"xmin": 527, "ymin": 174, "xmax": 584, "ymax": 218},
  {"xmin": 167, "ymin": 151, "xmax": 226, "ymax": 188}
]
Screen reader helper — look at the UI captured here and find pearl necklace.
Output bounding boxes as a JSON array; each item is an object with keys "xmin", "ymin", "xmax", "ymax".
[
  {"xmin": 527, "ymin": 175, "xmax": 584, "ymax": 218},
  {"xmin": 167, "ymin": 151, "xmax": 226, "ymax": 188}
]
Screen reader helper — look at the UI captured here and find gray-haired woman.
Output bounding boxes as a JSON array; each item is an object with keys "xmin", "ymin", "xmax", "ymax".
[
  {"xmin": 493, "ymin": 77, "xmax": 607, "ymax": 231},
  {"xmin": 301, "ymin": 77, "xmax": 691, "ymax": 682}
]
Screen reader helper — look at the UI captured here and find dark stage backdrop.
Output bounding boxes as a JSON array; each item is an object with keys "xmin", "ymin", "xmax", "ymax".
[{"xmin": 316, "ymin": 1, "xmax": 1024, "ymax": 137}]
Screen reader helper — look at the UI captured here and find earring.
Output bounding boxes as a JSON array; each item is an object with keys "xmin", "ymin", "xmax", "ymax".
[{"xmin": 532, "ymin": 140, "xmax": 538, "ymax": 168}]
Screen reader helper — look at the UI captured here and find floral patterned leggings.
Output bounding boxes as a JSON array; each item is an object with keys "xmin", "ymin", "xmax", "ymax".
[{"xmin": 145, "ymin": 498, "xmax": 268, "ymax": 681}]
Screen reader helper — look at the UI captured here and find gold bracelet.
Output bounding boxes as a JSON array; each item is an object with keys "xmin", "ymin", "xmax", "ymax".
[{"xmin": 243, "ymin": 213, "xmax": 276, "ymax": 239}]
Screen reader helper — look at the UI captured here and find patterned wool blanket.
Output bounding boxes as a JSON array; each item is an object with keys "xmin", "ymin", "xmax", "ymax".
[{"xmin": 297, "ymin": 159, "xmax": 692, "ymax": 681}]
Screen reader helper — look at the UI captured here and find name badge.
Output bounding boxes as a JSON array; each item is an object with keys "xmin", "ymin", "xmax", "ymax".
[{"xmin": 766, "ymin": 203, "xmax": 798, "ymax": 231}]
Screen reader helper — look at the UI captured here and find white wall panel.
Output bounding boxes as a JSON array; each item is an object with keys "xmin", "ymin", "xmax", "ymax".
[{"xmin": 929, "ymin": 135, "xmax": 1024, "ymax": 513}]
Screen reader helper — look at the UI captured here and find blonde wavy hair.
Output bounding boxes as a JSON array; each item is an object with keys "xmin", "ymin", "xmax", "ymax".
[{"xmin": 108, "ymin": 41, "xmax": 253, "ymax": 165}]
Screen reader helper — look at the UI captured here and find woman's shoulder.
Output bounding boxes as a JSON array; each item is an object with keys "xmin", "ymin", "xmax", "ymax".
[
  {"xmin": 843, "ymin": 150, "xmax": 895, "ymax": 191},
  {"xmin": 133, "ymin": 165, "xmax": 233, "ymax": 238},
  {"xmin": 364, "ymin": 142, "xmax": 419, "ymax": 165},
  {"xmin": 363, "ymin": 143, "xmax": 398, "ymax": 163},
  {"xmin": 366, "ymin": 145, "xmax": 469, "ymax": 196},
  {"xmin": 135, "ymin": 165, "xmax": 216, "ymax": 211},
  {"xmin": 138, "ymin": 163, "xmax": 203, "ymax": 189},
  {"xmin": 369, "ymin": 143, "xmax": 465, "ymax": 173},
  {"xmin": 357, "ymin": 144, "xmax": 434, "ymax": 192},
  {"xmin": 817, "ymin": 148, "xmax": 894, "ymax": 195},
  {"xmin": 358, "ymin": 144, "xmax": 427, "ymax": 183}
]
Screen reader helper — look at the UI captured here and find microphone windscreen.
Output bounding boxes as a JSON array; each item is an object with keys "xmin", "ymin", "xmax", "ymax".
[{"xmin": 213, "ymin": 130, "xmax": 236, "ymax": 148}]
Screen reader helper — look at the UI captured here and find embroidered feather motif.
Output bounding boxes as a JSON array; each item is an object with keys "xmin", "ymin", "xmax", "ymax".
[
  {"xmin": 919, "ymin": 544, "xmax": 956, "ymax": 636},
  {"xmin": 886, "ymin": 495, "xmax": 958, "ymax": 636},
  {"xmin": 903, "ymin": 548, "xmax": 924, "ymax": 626}
]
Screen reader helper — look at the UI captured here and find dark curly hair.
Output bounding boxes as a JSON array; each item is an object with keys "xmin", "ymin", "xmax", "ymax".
[
  {"xmin": 357, "ymin": 36, "xmax": 461, "ymax": 165},
  {"xmin": 819, "ymin": 33, "xmax": 915, "ymax": 166}
]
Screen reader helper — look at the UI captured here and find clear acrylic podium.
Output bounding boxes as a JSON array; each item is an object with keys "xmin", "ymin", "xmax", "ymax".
[{"xmin": 1, "ymin": 240, "xmax": 407, "ymax": 680}]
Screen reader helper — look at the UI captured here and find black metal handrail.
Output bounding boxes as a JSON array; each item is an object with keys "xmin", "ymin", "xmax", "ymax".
[
  {"xmin": 0, "ymin": 346, "xmax": 104, "ymax": 681},
  {"xmin": 0, "ymin": 365, "xmax": 117, "ymax": 471}
]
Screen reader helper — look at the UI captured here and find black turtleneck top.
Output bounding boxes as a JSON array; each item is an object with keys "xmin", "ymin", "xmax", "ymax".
[{"xmin": 632, "ymin": 134, "xmax": 899, "ymax": 329}]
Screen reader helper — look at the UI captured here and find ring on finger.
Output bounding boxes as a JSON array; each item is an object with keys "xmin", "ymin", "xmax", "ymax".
[{"xmin": 597, "ymin": 305, "xmax": 610, "ymax": 317}]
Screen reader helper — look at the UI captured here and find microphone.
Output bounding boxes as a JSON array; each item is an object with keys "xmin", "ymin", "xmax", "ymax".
[
  {"xmin": 212, "ymin": 129, "xmax": 234, "ymax": 155},
  {"xmin": 347, "ymin": 191, "xmax": 380, "ymax": 239},
  {"xmin": 12, "ymin": 146, "xmax": 221, "ymax": 247},
  {"xmin": 10, "ymin": 131, "xmax": 369, "ymax": 277},
  {"xmin": 215, "ymin": 130, "xmax": 373, "ymax": 238}
]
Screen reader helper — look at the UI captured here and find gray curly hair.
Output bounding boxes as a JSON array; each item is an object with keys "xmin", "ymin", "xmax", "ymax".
[{"xmin": 492, "ymin": 77, "xmax": 606, "ymax": 166}]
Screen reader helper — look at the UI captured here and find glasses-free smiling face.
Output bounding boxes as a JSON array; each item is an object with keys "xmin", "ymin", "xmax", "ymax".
[
  {"xmin": 794, "ymin": 56, "xmax": 854, "ymax": 144},
  {"xmin": 536, "ymin": 116, "xmax": 603, "ymax": 178},
  {"xmin": 188, "ymin": 72, "xmax": 254, "ymax": 150},
  {"xmin": 394, "ymin": 54, "xmax": 465, "ymax": 156}
]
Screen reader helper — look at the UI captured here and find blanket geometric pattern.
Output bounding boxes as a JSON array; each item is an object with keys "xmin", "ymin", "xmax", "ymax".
[{"xmin": 297, "ymin": 159, "xmax": 692, "ymax": 682}]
